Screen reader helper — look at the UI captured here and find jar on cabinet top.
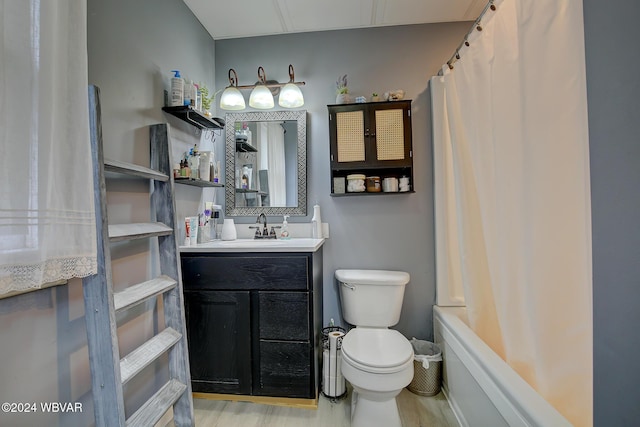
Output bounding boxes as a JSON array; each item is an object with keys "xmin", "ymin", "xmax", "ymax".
[{"xmin": 365, "ymin": 176, "xmax": 381, "ymax": 192}]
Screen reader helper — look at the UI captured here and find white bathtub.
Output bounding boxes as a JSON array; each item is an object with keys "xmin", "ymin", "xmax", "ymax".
[{"xmin": 433, "ymin": 306, "xmax": 572, "ymax": 427}]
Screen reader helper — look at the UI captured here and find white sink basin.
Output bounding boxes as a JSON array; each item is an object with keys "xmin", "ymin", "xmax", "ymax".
[{"xmin": 180, "ymin": 237, "xmax": 325, "ymax": 253}]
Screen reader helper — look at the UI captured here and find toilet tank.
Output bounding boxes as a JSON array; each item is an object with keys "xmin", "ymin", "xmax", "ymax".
[{"xmin": 336, "ymin": 269, "xmax": 410, "ymax": 327}]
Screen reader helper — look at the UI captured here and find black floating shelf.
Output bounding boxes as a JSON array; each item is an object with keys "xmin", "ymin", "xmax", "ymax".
[
  {"xmin": 174, "ymin": 177, "xmax": 224, "ymax": 188},
  {"xmin": 236, "ymin": 141, "xmax": 258, "ymax": 152},
  {"xmin": 162, "ymin": 106, "xmax": 225, "ymax": 129}
]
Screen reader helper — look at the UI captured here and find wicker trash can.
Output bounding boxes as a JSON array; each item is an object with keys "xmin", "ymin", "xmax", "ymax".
[{"xmin": 407, "ymin": 338, "xmax": 442, "ymax": 397}]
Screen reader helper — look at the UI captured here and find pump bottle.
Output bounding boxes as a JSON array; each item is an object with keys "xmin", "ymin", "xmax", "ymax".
[
  {"xmin": 311, "ymin": 204, "xmax": 322, "ymax": 239},
  {"xmin": 170, "ymin": 70, "xmax": 184, "ymax": 107},
  {"xmin": 280, "ymin": 215, "xmax": 291, "ymax": 240}
]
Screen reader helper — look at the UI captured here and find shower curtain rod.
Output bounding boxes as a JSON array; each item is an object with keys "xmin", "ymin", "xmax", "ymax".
[{"xmin": 438, "ymin": 0, "xmax": 497, "ymax": 76}]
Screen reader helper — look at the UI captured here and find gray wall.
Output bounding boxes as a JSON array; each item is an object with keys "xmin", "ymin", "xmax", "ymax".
[
  {"xmin": 584, "ymin": 0, "xmax": 640, "ymax": 425},
  {"xmin": 0, "ymin": 1, "xmax": 214, "ymax": 426},
  {"xmin": 215, "ymin": 23, "xmax": 469, "ymax": 339}
]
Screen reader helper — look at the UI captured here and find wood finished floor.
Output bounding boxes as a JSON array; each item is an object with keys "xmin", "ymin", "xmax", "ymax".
[{"xmin": 174, "ymin": 389, "xmax": 459, "ymax": 427}]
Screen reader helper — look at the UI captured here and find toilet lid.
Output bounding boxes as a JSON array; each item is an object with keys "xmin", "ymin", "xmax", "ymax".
[{"xmin": 341, "ymin": 329, "xmax": 413, "ymax": 374}]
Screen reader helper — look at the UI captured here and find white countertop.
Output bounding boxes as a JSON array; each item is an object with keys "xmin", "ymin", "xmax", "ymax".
[{"xmin": 179, "ymin": 238, "xmax": 325, "ymax": 253}]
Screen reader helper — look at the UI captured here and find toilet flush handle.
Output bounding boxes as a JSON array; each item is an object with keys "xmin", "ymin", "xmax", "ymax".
[{"xmin": 343, "ymin": 282, "xmax": 356, "ymax": 291}]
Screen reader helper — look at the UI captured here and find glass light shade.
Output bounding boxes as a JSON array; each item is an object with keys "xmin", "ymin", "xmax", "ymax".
[
  {"xmin": 220, "ymin": 87, "xmax": 245, "ymax": 110},
  {"xmin": 278, "ymin": 83, "xmax": 304, "ymax": 108},
  {"xmin": 249, "ymin": 85, "xmax": 274, "ymax": 109}
]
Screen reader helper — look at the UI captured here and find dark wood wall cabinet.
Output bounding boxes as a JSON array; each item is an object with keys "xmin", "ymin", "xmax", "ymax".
[
  {"xmin": 328, "ymin": 100, "xmax": 414, "ymax": 196},
  {"xmin": 181, "ymin": 250, "xmax": 323, "ymax": 399}
]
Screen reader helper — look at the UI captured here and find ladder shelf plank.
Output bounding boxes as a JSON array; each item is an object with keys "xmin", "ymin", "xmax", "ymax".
[
  {"xmin": 105, "ymin": 159, "xmax": 169, "ymax": 181},
  {"xmin": 108, "ymin": 222, "xmax": 173, "ymax": 242},
  {"xmin": 120, "ymin": 327, "xmax": 182, "ymax": 386},
  {"xmin": 113, "ymin": 275, "xmax": 177, "ymax": 313},
  {"xmin": 125, "ymin": 379, "xmax": 187, "ymax": 427}
]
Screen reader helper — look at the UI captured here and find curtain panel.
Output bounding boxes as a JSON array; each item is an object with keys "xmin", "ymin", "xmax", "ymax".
[
  {"xmin": 0, "ymin": 0, "xmax": 97, "ymax": 295},
  {"xmin": 431, "ymin": 0, "xmax": 592, "ymax": 425}
]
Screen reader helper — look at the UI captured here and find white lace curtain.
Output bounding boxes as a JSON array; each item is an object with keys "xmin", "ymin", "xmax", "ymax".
[
  {"xmin": 431, "ymin": 0, "xmax": 592, "ymax": 425},
  {"xmin": 0, "ymin": 0, "xmax": 97, "ymax": 295}
]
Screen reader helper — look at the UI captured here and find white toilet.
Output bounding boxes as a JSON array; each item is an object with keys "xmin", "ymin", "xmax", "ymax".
[{"xmin": 336, "ymin": 269, "xmax": 414, "ymax": 427}]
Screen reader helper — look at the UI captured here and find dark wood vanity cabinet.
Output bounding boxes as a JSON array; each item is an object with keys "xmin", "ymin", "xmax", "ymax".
[
  {"xmin": 183, "ymin": 290, "xmax": 251, "ymax": 394},
  {"xmin": 181, "ymin": 251, "xmax": 323, "ymax": 399},
  {"xmin": 328, "ymin": 100, "xmax": 414, "ymax": 195}
]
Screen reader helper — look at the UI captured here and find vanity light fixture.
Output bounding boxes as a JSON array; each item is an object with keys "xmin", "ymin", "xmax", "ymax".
[
  {"xmin": 278, "ymin": 64, "xmax": 304, "ymax": 108},
  {"xmin": 219, "ymin": 65, "xmax": 306, "ymax": 110},
  {"xmin": 248, "ymin": 66, "xmax": 275, "ymax": 109},
  {"xmin": 220, "ymin": 69, "xmax": 246, "ymax": 110}
]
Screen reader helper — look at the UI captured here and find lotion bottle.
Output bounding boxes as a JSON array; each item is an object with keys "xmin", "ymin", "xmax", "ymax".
[
  {"xmin": 311, "ymin": 204, "xmax": 322, "ymax": 239},
  {"xmin": 170, "ymin": 70, "xmax": 184, "ymax": 107}
]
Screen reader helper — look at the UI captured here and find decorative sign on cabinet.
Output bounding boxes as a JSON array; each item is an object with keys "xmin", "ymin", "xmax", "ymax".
[{"xmin": 328, "ymin": 100, "xmax": 414, "ymax": 196}]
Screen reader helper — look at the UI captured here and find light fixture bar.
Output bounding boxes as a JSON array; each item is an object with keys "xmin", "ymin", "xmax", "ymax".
[{"xmin": 235, "ymin": 81, "xmax": 305, "ymax": 90}]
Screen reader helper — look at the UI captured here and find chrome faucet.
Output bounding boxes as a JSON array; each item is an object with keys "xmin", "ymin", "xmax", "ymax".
[
  {"xmin": 250, "ymin": 213, "xmax": 279, "ymax": 239},
  {"xmin": 249, "ymin": 213, "xmax": 269, "ymax": 238},
  {"xmin": 257, "ymin": 213, "xmax": 268, "ymax": 236}
]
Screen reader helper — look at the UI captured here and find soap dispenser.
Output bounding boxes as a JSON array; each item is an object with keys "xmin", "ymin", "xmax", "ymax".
[{"xmin": 280, "ymin": 215, "xmax": 291, "ymax": 240}]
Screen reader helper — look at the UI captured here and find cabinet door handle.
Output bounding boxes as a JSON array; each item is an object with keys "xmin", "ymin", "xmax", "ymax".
[{"xmin": 364, "ymin": 128, "xmax": 370, "ymax": 137}]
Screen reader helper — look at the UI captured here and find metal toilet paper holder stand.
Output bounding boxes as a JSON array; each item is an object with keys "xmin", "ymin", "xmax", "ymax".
[{"xmin": 321, "ymin": 326, "xmax": 348, "ymax": 401}]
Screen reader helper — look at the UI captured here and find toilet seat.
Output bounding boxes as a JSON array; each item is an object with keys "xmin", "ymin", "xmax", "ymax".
[{"xmin": 341, "ymin": 329, "xmax": 413, "ymax": 374}]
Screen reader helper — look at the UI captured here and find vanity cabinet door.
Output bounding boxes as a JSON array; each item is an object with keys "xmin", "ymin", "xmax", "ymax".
[{"xmin": 184, "ymin": 290, "xmax": 251, "ymax": 395}]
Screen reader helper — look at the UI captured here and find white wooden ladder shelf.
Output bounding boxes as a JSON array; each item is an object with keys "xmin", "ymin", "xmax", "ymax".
[{"xmin": 82, "ymin": 85, "xmax": 194, "ymax": 426}]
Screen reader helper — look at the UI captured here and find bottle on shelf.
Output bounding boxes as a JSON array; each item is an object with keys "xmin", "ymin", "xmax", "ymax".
[{"xmin": 170, "ymin": 70, "xmax": 184, "ymax": 107}]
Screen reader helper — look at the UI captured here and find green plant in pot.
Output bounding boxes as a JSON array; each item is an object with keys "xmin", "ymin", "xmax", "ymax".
[
  {"xmin": 199, "ymin": 83, "xmax": 214, "ymax": 117},
  {"xmin": 336, "ymin": 74, "xmax": 349, "ymax": 104}
]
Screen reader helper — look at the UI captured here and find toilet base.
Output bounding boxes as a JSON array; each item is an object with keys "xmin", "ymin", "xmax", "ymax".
[{"xmin": 350, "ymin": 390, "xmax": 402, "ymax": 427}]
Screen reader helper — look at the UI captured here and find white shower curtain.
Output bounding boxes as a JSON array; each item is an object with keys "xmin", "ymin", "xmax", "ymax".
[
  {"xmin": 257, "ymin": 122, "xmax": 287, "ymax": 206},
  {"xmin": 431, "ymin": 0, "xmax": 592, "ymax": 425}
]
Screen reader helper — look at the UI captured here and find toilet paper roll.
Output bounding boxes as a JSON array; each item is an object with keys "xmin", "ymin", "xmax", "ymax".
[
  {"xmin": 323, "ymin": 350, "xmax": 346, "ymax": 396},
  {"xmin": 329, "ymin": 331, "xmax": 344, "ymax": 351}
]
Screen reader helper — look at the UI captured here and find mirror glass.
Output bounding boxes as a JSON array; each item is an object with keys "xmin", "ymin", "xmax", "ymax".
[{"xmin": 224, "ymin": 110, "xmax": 307, "ymax": 216}]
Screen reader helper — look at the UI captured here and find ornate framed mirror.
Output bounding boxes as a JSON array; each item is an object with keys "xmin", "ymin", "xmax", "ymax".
[{"xmin": 224, "ymin": 110, "xmax": 307, "ymax": 216}]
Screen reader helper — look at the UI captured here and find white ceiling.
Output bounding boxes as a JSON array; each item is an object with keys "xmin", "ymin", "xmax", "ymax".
[{"xmin": 183, "ymin": 0, "xmax": 487, "ymax": 40}]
